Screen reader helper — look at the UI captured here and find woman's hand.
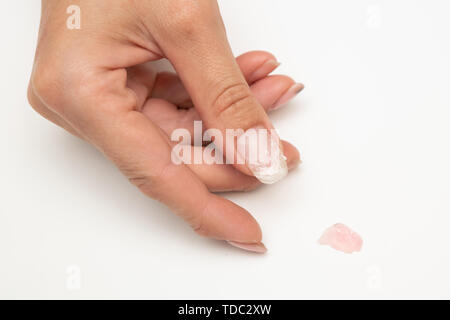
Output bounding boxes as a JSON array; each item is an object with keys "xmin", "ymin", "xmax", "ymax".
[{"xmin": 28, "ymin": 0, "xmax": 303, "ymax": 253}]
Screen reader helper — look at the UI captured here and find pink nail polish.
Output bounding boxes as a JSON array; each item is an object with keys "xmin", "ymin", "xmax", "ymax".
[
  {"xmin": 318, "ymin": 223, "xmax": 363, "ymax": 254},
  {"xmin": 249, "ymin": 59, "xmax": 280, "ymax": 82},
  {"xmin": 227, "ymin": 241, "xmax": 267, "ymax": 253},
  {"xmin": 271, "ymin": 83, "xmax": 304, "ymax": 110}
]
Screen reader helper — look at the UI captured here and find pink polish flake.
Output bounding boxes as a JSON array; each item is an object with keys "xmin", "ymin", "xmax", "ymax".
[{"xmin": 318, "ymin": 223, "xmax": 363, "ymax": 254}]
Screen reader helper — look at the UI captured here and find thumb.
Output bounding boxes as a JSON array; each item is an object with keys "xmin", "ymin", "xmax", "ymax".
[{"xmin": 146, "ymin": 0, "xmax": 289, "ymax": 184}]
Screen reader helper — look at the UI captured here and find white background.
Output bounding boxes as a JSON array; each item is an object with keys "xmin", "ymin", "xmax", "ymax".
[{"xmin": 1, "ymin": 0, "xmax": 449, "ymax": 299}]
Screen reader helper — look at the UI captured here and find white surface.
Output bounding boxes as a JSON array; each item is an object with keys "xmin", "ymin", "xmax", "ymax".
[{"xmin": 1, "ymin": 0, "xmax": 450, "ymax": 299}]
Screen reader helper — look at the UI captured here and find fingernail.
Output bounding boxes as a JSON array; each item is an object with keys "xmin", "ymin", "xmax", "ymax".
[
  {"xmin": 237, "ymin": 127, "xmax": 288, "ymax": 184},
  {"xmin": 227, "ymin": 241, "xmax": 267, "ymax": 253},
  {"xmin": 271, "ymin": 83, "xmax": 304, "ymax": 110},
  {"xmin": 249, "ymin": 59, "xmax": 280, "ymax": 82}
]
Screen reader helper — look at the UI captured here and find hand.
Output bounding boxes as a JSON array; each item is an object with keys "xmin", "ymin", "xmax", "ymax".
[{"xmin": 28, "ymin": 0, "xmax": 303, "ymax": 253}]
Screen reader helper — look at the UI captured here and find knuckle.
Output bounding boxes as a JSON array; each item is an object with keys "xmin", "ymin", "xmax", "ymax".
[
  {"xmin": 127, "ymin": 162, "xmax": 208, "ymax": 238},
  {"xmin": 30, "ymin": 61, "xmax": 78, "ymax": 113},
  {"xmin": 128, "ymin": 174, "xmax": 160, "ymax": 199},
  {"xmin": 29, "ymin": 69, "xmax": 58, "ymax": 106},
  {"xmin": 212, "ymin": 83, "xmax": 253, "ymax": 118},
  {"xmin": 128, "ymin": 175, "xmax": 151, "ymax": 191},
  {"xmin": 26, "ymin": 83, "xmax": 54, "ymax": 122},
  {"xmin": 156, "ymin": 0, "xmax": 221, "ymax": 41},
  {"xmin": 212, "ymin": 83, "xmax": 265, "ymax": 128},
  {"xmin": 193, "ymin": 222, "xmax": 208, "ymax": 237},
  {"xmin": 31, "ymin": 61, "xmax": 136, "ymax": 120},
  {"xmin": 171, "ymin": 5, "xmax": 200, "ymax": 26},
  {"xmin": 164, "ymin": 2, "xmax": 204, "ymax": 36},
  {"xmin": 26, "ymin": 83, "xmax": 40, "ymax": 114},
  {"xmin": 191, "ymin": 200, "xmax": 210, "ymax": 238},
  {"xmin": 126, "ymin": 161, "xmax": 171, "ymax": 200}
]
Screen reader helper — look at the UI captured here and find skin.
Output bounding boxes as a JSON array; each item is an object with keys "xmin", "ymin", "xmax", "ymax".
[{"xmin": 28, "ymin": 0, "xmax": 303, "ymax": 253}]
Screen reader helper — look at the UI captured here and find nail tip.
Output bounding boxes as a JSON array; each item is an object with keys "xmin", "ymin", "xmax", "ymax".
[
  {"xmin": 271, "ymin": 83, "xmax": 304, "ymax": 110},
  {"xmin": 249, "ymin": 59, "xmax": 281, "ymax": 82},
  {"xmin": 255, "ymin": 168, "xmax": 288, "ymax": 184},
  {"xmin": 227, "ymin": 241, "xmax": 267, "ymax": 253},
  {"xmin": 267, "ymin": 59, "xmax": 281, "ymax": 68},
  {"xmin": 295, "ymin": 82, "xmax": 305, "ymax": 91}
]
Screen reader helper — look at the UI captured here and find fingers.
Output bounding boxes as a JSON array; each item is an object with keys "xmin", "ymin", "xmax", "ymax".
[
  {"xmin": 141, "ymin": 75, "xmax": 302, "ymax": 138},
  {"xmin": 104, "ymin": 112, "xmax": 264, "ymax": 245},
  {"xmin": 31, "ymin": 62, "xmax": 266, "ymax": 251},
  {"xmin": 250, "ymin": 75, "xmax": 304, "ymax": 111},
  {"xmin": 150, "ymin": 50, "xmax": 283, "ymax": 108},
  {"xmin": 235, "ymin": 50, "xmax": 280, "ymax": 84},
  {"xmin": 146, "ymin": 1, "xmax": 289, "ymax": 183},
  {"xmin": 131, "ymin": 96, "xmax": 302, "ymax": 193},
  {"xmin": 88, "ymin": 106, "xmax": 266, "ymax": 248}
]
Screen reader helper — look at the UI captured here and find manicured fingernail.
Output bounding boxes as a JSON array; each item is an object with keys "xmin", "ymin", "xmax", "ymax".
[
  {"xmin": 249, "ymin": 59, "xmax": 280, "ymax": 82},
  {"xmin": 271, "ymin": 83, "xmax": 304, "ymax": 110},
  {"xmin": 237, "ymin": 127, "xmax": 288, "ymax": 184},
  {"xmin": 227, "ymin": 241, "xmax": 267, "ymax": 253}
]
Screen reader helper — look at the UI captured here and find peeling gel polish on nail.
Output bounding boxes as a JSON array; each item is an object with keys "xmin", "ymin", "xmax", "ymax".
[
  {"xmin": 318, "ymin": 223, "xmax": 363, "ymax": 254},
  {"xmin": 237, "ymin": 127, "xmax": 288, "ymax": 184}
]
